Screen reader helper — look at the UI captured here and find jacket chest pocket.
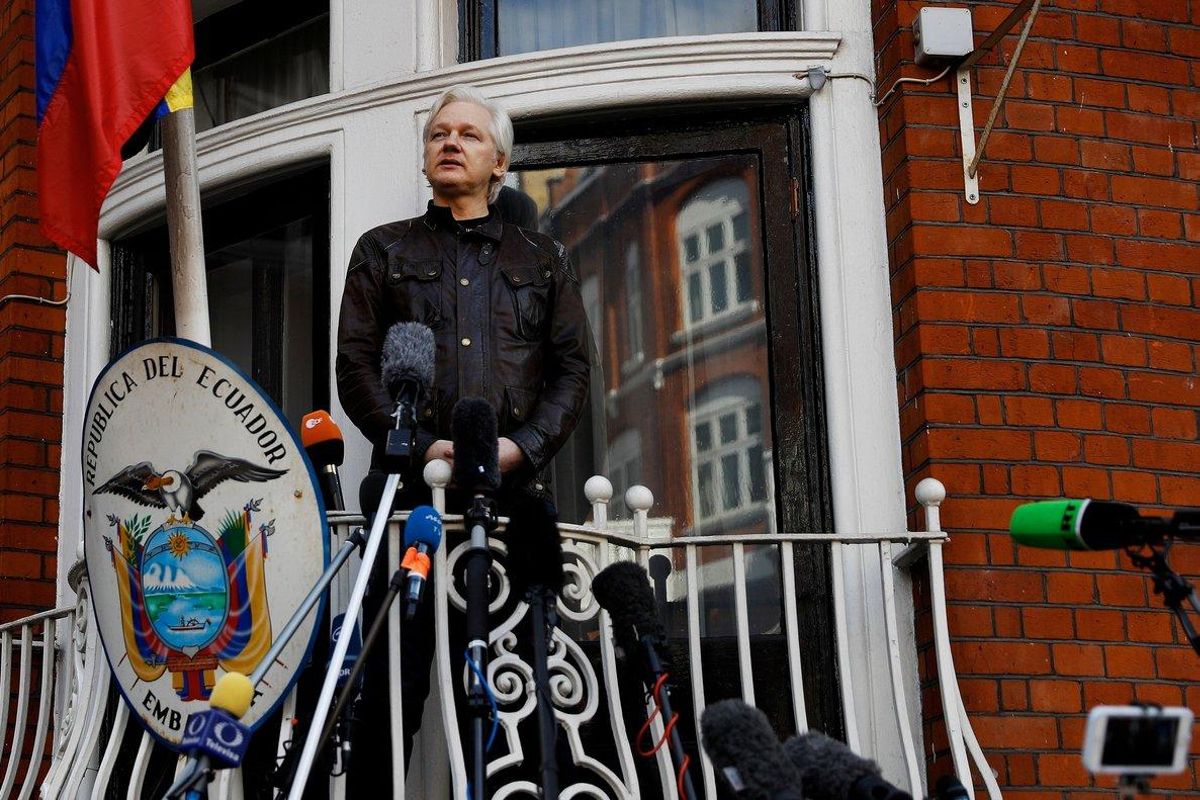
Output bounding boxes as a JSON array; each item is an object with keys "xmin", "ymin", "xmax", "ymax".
[
  {"xmin": 501, "ymin": 263, "xmax": 552, "ymax": 341},
  {"xmin": 386, "ymin": 257, "xmax": 445, "ymax": 330}
]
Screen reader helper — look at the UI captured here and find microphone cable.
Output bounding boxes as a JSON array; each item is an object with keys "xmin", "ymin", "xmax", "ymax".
[{"xmin": 635, "ymin": 671, "xmax": 692, "ymax": 800}]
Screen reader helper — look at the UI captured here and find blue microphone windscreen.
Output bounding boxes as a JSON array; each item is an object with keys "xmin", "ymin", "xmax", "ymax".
[{"xmin": 404, "ymin": 505, "xmax": 443, "ymax": 548}]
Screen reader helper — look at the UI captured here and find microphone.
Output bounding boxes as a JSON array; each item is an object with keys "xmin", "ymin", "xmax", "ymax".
[
  {"xmin": 451, "ymin": 397, "xmax": 501, "ymax": 495},
  {"xmin": 166, "ymin": 672, "xmax": 255, "ymax": 797},
  {"xmin": 402, "ymin": 505, "xmax": 443, "ymax": 620},
  {"xmin": 506, "ymin": 494, "xmax": 564, "ymax": 600},
  {"xmin": 1009, "ymin": 499, "xmax": 1192, "ymax": 551},
  {"xmin": 591, "ymin": 562, "xmax": 667, "ymax": 658},
  {"xmin": 592, "ymin": 562, "xmax": 696, "ymax": 798},
  {"xmin": 699, "ymin": 700, "xmax": 803, "ymax": 800},
  {"xmin": 301, "ymin": 410, "xmax": 346, "ymax": 511},
  {"xmin": 783, "ymin": 731, "xmax": 912, "ymax": 800},
  {"xmin": 934, "ymin": 774, "xmax": 970, "ymax": 800},
  {"xmin": 451, "ymin": 397, "xmax": 501, "ymax": 800},
  {"xmin": 379, "ymin": 322, "xmax": 435, "ymax": 471},
  {"xmin": 506, "ymin": 495, "xmax": 564, "ymax": 797}
]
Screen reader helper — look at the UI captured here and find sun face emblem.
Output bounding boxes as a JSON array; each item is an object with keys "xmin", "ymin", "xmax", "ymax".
[{"xmin": 167, "ymin": 531, "xmax": 191, "ymax": 559}]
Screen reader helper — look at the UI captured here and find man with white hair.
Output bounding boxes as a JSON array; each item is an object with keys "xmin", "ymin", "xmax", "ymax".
[{"xmin": 334, "ymin": 85, "xmax": 591, "ymax": 788}]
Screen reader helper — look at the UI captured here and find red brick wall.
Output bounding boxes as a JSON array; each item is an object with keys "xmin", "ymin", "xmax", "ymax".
[
  {"xmin": 1, "ymin": 0, "xmax": 68, "ymax": 623},
  {"xmin": 875, "ymin": 0, "xmax": 1200, "ymax": 794}
]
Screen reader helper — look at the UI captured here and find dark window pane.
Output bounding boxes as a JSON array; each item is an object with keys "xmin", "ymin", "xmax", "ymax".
[
  {"xmin": 709, "ymin": 261, "xmax": 728, "ymax": 313},
  {"xmin": 733, "ymin": 211, "xmax": 749, "ymax": 242},
  {"xmin": 748, "ymin": 444, "xmax": 767, "ymax": 502},
  {"xmin": 706, "ymin": 222, "xmax": 725, "ymax": 253},
  {"xmin": 745, "ymin": 403, "xmax": 762, "ymax": 436},
  {"xmin": 695, "ymin": 422, "xmax": 713, "ymax": 452},
  {"xmin": 688, "ymin": 272, "xmax": 704, "ymax": 323},
  {"xmin": 721, "ymin": 453, "xmax": 741, "ymax": 509},
  {"xmin": 192, "ymin": 8, "xmax": 329, "ymax": 134},
  {"xmin": 698, "ymin": 462, "xmax": 716, "ymax": 518},
  {"xmin": 497, "ymin": 0, "xmax": 758, "ymax": 57},
  {"xmin": 718, "ymin": 412, "xmax": 738, "ymax": 445},
  {"xmin": 735, "ymin": 252, "xmax": 753, "ymax": 303},
  {"xmin": 685, "ymin": 234, "xmax": 701, "ymax": 263}
]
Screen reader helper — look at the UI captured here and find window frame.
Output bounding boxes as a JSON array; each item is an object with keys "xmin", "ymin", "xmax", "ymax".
[
  {"xmin": 459, "ymin": 0, "xmax": 795, "ymax": 61},
  {"xmin": 109, "ymin": 163, "xmax": 332, "ymax": 425},
  {"xmin": 510, "ymin": 108, "xmax": 839, "ymax": 738}
]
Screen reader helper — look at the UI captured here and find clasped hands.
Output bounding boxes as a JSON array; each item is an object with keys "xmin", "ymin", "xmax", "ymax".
[{"xmin": 423, "ymin": 437, "xmax": 525, "ymax": 476}]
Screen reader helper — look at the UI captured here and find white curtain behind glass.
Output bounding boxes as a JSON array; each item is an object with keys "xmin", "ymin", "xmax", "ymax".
[
  {"xmin": 193, "ymin": 16, "xmax": 330, "ymax": 132},
  {"xmin": 499, "ymin": 0, "xmax": 757, "ymax": 55}
]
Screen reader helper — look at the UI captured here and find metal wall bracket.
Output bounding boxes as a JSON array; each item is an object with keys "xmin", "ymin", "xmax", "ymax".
[
  {"xmin": 955, "ymin": 67, "xmax": 980, "ymax": 206},
  {"xmin": 951, "ymin": 0, "xmax": 1041, "ymax": 206}
]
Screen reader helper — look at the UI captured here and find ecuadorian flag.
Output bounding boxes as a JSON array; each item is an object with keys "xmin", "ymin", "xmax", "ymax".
[{"xmin": 35, "ymin": 0, "xmax": 194, "ymax": 269}]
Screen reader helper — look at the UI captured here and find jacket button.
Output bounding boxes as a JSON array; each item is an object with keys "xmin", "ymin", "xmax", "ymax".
[
  {"xmin": 535, "ymin": 483, "xmax": 544, "ymax": 491},
  {"xmin": 513, "ymin": 407, "xmax": 521, "ymax": 417},
  {"xmin": 461, "ymin": 338, "xmax": 471, "ymax": 347},
  {"xmin": 460, "ymin": 278, "xmax": 469, "ymax": 286},
  {"xmin": 512, "ymin": 275, "xmax": 522, "ymax": 284},
  {"xmin": 423, "ymin": 408, "xmax": 432, "ymax": 418},
  {"xmin": 543, "ymin": 270, "xmax": 551, "ymax": 278}
]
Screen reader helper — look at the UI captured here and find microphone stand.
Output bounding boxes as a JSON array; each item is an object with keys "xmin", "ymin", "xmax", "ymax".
[
  {"xmin": 310, "ymin": 565, "xmax": 409, "ymax": 771},
  {"xmin": 464, "ymin": 495, "xmax": 497, "ymax": 800},
  {"xmin": 285, "ymin": 396, "xmax": 418, "ymax": 799},
  {"xmin": 527, "ymin": 586, "xmax": 560, "ymax": 799},
  {"xmin": 1126, "ymin": 540, "xmax": 1200, "ymax": 657},
  {"xmin": 640, "ymin": 634, "xmax": 697, "ymax": 800}
]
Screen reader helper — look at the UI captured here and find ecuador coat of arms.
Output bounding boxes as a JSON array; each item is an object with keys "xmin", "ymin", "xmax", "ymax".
[{"xmin": 83, "ymin": 340, "xmax": 327, "ymax": 746}]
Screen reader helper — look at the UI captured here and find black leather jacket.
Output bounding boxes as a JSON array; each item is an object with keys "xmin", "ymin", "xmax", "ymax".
[{"xmin": 336, "ymin": 203, "xmax": 591, "ymax": 487}]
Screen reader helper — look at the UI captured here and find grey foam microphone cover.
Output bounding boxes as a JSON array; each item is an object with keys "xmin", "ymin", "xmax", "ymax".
[
  {"xmin": 700, "ymin": 700, "xmax": 804, "ymax": 799},
  {"xmin": 784, "ymin": 731, "xmax": 911, "ymax": 800},
  {"xmin": 380, "ymin": 322, "xmax": 435, "ymax": 397}
]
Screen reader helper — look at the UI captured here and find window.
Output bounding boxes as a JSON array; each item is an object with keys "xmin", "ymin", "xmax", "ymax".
[
  {"xmin": 678, "ymin": 177, "xmax": 754, "ymax": 330},
  {"xmin": 110, "ymin": 164, "xmax": 330, "ymax": 430},
  {"xmin": 462, "ymin": 0, "xmax": 794, "ymax": 59},
  {"xmin": 511, "ymin": 111, "xmax": 839, "ymax": 738},
  {"xmin": 622, "ymin": 241, "xmax": 644, "ymax": 371},
  {"xmin": 193, "ymin": 0, "xmax": 329, "ymax": 132},
  {"xmin": 690, "ymin": 380, "xmax": 768, "ymax": 525}
]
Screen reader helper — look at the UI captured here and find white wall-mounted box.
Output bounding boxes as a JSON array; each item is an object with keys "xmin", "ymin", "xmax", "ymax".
[{"xmin": 913, "ymin": 7, "xmax": 974, "ymax": 65}]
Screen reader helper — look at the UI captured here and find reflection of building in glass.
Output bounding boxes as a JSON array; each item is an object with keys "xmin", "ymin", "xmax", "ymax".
[{"xmin": 520, "ymin": 160, "xmax": 773, "ymax": 541}]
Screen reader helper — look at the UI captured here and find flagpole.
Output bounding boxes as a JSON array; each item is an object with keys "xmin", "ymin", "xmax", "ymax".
[{"xmin": 160, "ymin": 106, "xmax": 211, "ymax": 348}]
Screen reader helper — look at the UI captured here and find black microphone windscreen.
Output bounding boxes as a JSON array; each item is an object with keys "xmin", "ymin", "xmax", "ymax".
[
  {"xmin": 506, "ymin": 494, "xmax": 563, "ymax": 596},
  {"xmin": 380, "ymin": 322, "xmax": 435, "ymax": 397},
  {"xmin": 783, "ymin": 731, "xmax": 885, "ymax": 800},
  {"xmin": 935, "ymin": 774, "xmax": 970, "ymax": 800},
  {"xmin": 451, "ymin": 398, "xmax": 500, "ymax": 493},
  {"xmin": 591, "ymin": 561, "xmax": 665, "ymax": 645},
  {"xmin": 359, "ymin": 471, "xmax": 388, "ymax": 517},
  {"xmin": 700, "ymin": 700, "xmax": 804, "ymax": 800}
]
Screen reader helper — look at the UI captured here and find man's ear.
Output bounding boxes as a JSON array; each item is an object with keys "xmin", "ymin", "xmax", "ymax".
[{"xmin": 493, "ymin": 151, "xmax": 509, "ymax": 180}]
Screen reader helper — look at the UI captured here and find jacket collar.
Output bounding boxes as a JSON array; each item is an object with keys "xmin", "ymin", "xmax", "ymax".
[{"xmin": 424, "ymin": 201, "xmax": 503, "ymax": 242}]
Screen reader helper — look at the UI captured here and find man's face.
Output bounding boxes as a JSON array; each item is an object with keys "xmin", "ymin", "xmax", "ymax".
[{"xmin": 423, "ymin": 101, "xmax": 506, "ymax": 204}]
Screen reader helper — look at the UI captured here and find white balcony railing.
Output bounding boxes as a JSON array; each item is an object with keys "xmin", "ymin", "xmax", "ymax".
[{"xmin": 3, "ymin": 472, "xmax": 1001, "ymax": 799}]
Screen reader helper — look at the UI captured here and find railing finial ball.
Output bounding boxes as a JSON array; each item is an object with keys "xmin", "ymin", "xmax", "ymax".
[
  {"xmin": 584, "ymin": 475, "xmax": 613, "ymax": 504},
  {"xmin": 424, "ymin": 458, "xmax": 452, "ymax": 489},
  {"xmin": 915, "ymin": 477, "xmax": 946, "ymax": 507},
  {"xmin": 625, "ymin": 484, "xmax": 654, "ymax": 513}
]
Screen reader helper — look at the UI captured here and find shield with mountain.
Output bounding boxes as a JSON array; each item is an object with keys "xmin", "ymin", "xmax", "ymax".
[{"xmin": 97, "ymin": 451, "xmax": 285, "ymax": 701}]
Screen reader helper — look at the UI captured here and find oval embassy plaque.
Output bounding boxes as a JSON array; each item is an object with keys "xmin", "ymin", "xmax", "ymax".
[{"xmin": 82, "ymin": 339, "xmax": 328, "ymax": 747}]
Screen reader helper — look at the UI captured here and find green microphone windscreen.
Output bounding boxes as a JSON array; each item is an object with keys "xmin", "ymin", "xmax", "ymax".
[{"xmin": 1009, "ymin": 499, "xmax": 1089, "ymax": 550}]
